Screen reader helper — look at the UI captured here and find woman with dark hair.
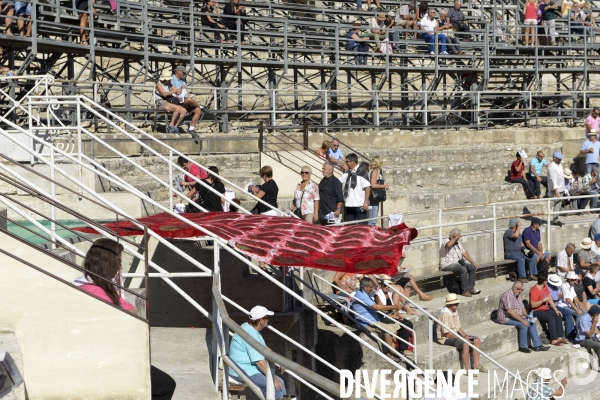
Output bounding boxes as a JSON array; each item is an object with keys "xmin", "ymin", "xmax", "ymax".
[
  {"xmin": 529, "ymin": 271, "xmax": 568, "ymax": 346},
  {"xmin": 251, "ymin": 165, "xmax": 279, "ymax": 216},
  {"xmin": 417, "ymin": 1, "xmax": 428, "ymax": 20},
  {"xmin": 510, "ymin": 152, "xmax": 536, "ymax": 199},
  {"xmin": 194, "ymin": 166, "xmax": 226, "ymax": 212},
  {"xmin": 201, "ymin": 0, "xmax": 227, "ymax": 41},
  {"xmin": 223, "ymin": 0, "xmax": 247, "ymax": 44},
  {"xmin": 74, "ymin": 238, "xmax": 177, "ymax": 399}
]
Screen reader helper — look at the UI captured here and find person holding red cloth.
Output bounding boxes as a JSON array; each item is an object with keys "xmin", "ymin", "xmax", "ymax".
[
  {"xmin": 510, "ymin": 151, "xmax": 536, "ymax": 199},
  {"xmin": 529, "ymin": 271, "xmax": 568, "ymax": 346}
]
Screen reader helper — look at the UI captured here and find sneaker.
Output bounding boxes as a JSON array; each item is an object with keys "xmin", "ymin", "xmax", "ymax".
[
  {"xmin": 441, "ymin": 51, "xmax": 449, "ymax": 55},
  {"xmin": 429, "ymin": 51, "xmax": 435, "ymax": 55},
  {"xmin": 169, "ymin": 126, "xmax": 180, "ymax": 134},
  {"xmin": 189, "ymin": 130, "xmax": 199, "ymax": 139}
]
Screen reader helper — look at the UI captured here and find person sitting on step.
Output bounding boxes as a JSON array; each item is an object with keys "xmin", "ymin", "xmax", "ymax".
[
  {"xmin": 436, "ymin": 294, "xmax": 487, "ymax": 372},
  {"xmin": 154, "ymin": 71, "xmax": 188, "ymax": 134},
  {"xmin": 504, "ymin": 218, "xmax": 538, "ymax": 283},
  {"xmin": 228, "ymin": 306, "xmax": 289, "ymax": 400},
  {"xmin": 440, "ymin": 228, "xmax": 480, "ymax": 297},
  {"xmin": 351, "ymin": 277, "xmax": 414, "ymax": 361},
  {"xmin": 497, "ymin": 280, "xmax": 549, "ymax": 353}
]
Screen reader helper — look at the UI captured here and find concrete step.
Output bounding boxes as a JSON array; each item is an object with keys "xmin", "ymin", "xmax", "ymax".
[
  {"xmin": 414, "ymin": 320, "xmax": 523, "ymax": 372},
  {"xmin": 383, "ymin": 160, "xmax": 577, "ymax": 189},
  {"xmin": 150, "ymin": 327, "xmax": 220, "ymax": 400},
  {"xmin": 0, "ymin": 331, "xmax": 25, "ymax": 400},
  {"xmin": 362, "ymin": 143, "xmax": 562, "ymax": 165},
  {"xmin": 456, "ymin": 345, "xmax": 586, "ymax": 400}
]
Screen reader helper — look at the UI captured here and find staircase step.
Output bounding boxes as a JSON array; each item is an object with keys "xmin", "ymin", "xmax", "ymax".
[{"xmin": 414, "ymin": 320, "xmax": 522, "ymax": 371}]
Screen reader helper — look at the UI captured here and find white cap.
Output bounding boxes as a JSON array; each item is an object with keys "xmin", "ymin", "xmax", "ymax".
[
  {"xmin": 565, "ymin": 271, "xmax": 579, "ymax": 280},
  {"xmin": 249, "ymin": 306, "xmax": 274, "ymax": 320},
  {"xmin": 536, "ymin": 368, "xmax": 553, "ymax": 380}
]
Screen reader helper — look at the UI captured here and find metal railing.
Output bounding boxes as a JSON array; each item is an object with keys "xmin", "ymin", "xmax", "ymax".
[
  {"xmin": 0, "ymin": 88, "xmax": 459, "ymax": 399},
  {"xmin": 0, "ymin": 77, "xmax": 595, "ymax": 134}
]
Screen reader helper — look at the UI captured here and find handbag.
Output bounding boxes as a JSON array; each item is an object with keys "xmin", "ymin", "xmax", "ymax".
[
  {"xmin": 369, "ymin": 171, "xmax": 387, "ymax": 203},
  {"xmin": 165, "ymin": 96, "xmax": 181, "ymax": 105}
]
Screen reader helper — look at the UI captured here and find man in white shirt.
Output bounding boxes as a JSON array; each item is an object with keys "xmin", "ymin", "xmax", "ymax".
[
  {"xmin": 556, "ymin": 243, "xmax": 576, "ymax": 278},
  {"xmin": 369, "ymin": 12, "xmax": 387, "ymax": 50},
  {"xmin": 547, "ymin": 151, "xmax": 565, "ymax": 227},
  {"xmin": 339, "ymin": 153, "xmax": 371, "ymax": 224}
]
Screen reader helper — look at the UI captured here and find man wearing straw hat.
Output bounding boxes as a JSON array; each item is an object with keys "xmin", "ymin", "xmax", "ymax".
[
  {"xmin": 436, "ymin": 294, "xmax": 487, "ymax": 372},
  {"xmin": 526, "ymin": 368, "xmax": 567, "ymax": 400}
]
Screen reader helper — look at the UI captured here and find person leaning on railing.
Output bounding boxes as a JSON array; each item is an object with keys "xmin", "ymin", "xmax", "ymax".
[
  {"xmin": 228, "ymin": 306, "xmax": 289, "ymax": 400},
  {"xmin": 351, "ymin": 277, "xmax": 414, "ymax": 361},
  {"xmin": 71, "ymin": 238, "xmax": 177, "ymax": 400}
]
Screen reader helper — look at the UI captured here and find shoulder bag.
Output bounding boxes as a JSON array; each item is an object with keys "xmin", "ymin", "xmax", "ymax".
[
  {"xmin": 369, "ymin": 170, "xmax": 387, "ymax": 203},
  {"xmin": 293, "ymin": 188, "xmax": 305, "ymax": 218}
]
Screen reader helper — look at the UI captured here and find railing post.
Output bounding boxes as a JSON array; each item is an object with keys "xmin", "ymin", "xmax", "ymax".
[
  {"xmin": 212, "ymin": 242, "xmax": 222, "ymax": 394},
  {"xmin": 428, "ymin": 318, "xmax": 433, "ymax": 370},
  {"xmin": 302, "ymin": 119, "xmax": 308, "ymax": 150},
  {"xmin": 438, "ymin": 208, "xmax": 442, "ymax": 248},
  {"xmin": 493, "ymin": 204, "xmax": 497, "ymax": 261},
  {"xmin": 265, "ymin": 360, "xmax": 276, "ymax": 400},
  {"xmin": 547, "ymin": 198, "xmax": 552, "ymax": 250},
  {"xmin": 169, "ymin": 149, "xmax": 173, "ymax": 212}
]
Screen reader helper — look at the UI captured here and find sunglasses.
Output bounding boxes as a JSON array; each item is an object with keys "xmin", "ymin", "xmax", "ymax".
[
  {"xmin": 332, "ymin": 144, "xmax": 339, "ymax": 148},
  {"xmin": 300, "ymin": 171, "xmax": 310, "ymax": 175}
]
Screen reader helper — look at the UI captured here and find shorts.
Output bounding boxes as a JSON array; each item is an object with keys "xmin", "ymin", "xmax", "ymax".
[
  {"xmin": 443, "ymin": 338, "xmax": 465, "ymax": 351},
  {"xmin": 156, "ymin": 100, "xmax": 169, "ymax": 110},
  {"xmin": 394, "ymin": 274, "xmax": 412, "ymax": 288},
  {"xmin": 524, "ymin": 19, "xmax": 537, "ymax": 25},
  {"xmin": 14, "ymin": 1, "xmax": 31, "ymax": 16},
  {"xmin": 370, "ymin": 320, "xmax": 401, "ymax": 336}
]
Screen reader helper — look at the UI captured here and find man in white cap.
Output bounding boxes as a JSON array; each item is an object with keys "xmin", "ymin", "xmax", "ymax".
[
  {"xmin": 547, "ymin": 151, "xmax": 565, "ymax": 227},
  {"xmin": 503, "ymin": 218, "xmax": 538, "ymax": 283},
  {"xmin": 546, "ymin": 273, "xmax": 577, "ymax": 339},
  {"xmin": 526, "ymin": 368, "xmax": 566, "ymax": 400},
  {"xmin": 436, "ymin": 294, "xmax": 487, "ymax": 372},
  {"xmin": 555, "ymin": 271, "xmax": 587, "ymax": 339},
  {"xmin": 581, "ymin": 130, "xmax": 600, "ymax": 174},
  {"xmin": 228, "ymin": 305, "xmax": 288, "ymax": 400}
]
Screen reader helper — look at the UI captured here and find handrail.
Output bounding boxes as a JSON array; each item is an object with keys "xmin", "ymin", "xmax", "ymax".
[
  {"xmin": 309, "ymin": 273, "xmax": 416, "ymax": 355},
  {"xmin": 27, "ymin": 95, "xmax": 288, "ymax": 217},
  {"xmin": 211, "ymin": 272, "xmax": 353, "ymax": 400},
  {"xmin": 0, "ymin": 97, "xmax": 424, "ymax": 390}
]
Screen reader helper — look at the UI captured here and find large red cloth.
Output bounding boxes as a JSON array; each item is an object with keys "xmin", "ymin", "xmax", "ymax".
[{"xmin": 75, "ymin": 212, "xmax": 417, "ymax": 275}]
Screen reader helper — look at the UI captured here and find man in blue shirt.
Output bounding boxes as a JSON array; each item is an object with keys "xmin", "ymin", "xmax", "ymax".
[
  {"xmin": 580, "ymin": 132, "xmax": 600, "ymax": 174},
  {"xmin": 575, "ymin": 305, "xmax": 600, "ymax": 362},
  {"xmin": 351, "ymin": 276, "xmax": 413, "ymax": 361},
  {"xmin": 527, "ymin": 151, "xmax": 548, "ymax": 198},
  {"xmin": 504, "ymin": 218, "xmax": 538, "ymax": 282},
  {"xmin": 326, "ymin": 138, "xmax": 346, "ymax": 170},
  {"xmin": 228, "ymin": 305, "xmax": 287, "ymax": 399},
  {"xmin": 522, "ymin": 218, "xmax": 551, "ymax": 278},
  {"xmin": 169, "ymin": 65, "xmax": 205, "ymax": 136}
]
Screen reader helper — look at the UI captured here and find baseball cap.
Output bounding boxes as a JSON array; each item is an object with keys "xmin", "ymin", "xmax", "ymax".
[
  {"xmin": 248, "ymin": 305, "xmax": 274, "ymax": 320},
  {"xmin": 553, "ymin": 151, "xmax": 563, "ymax": 160},
  {"xmin": 174, "ymin": 65, "xmax": 187, "ymax": 73},
  {"xmin": 590, "ymin": 305, "xmax": 600, "ymax": 314},
  {"xmin": 508, "ymin": 218, "xmax": 518, "ymax": 228}
]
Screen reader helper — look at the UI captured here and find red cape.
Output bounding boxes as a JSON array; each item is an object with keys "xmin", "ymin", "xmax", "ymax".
[{"xmin": 75, "ymin": 212, "xmax": 417, "ymax": 275}]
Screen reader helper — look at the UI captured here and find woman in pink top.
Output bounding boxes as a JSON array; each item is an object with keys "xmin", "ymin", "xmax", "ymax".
[
  {"xmin": 523, "ymin": 0, "xmax": 538, "ymax": 46},
  {"xmin": 177, "ymin": 155, "xmax": 209, "ymax": 205},
  {"xmin": 77, "ymin": 238, "xmax": 177, "ymax": 399}
]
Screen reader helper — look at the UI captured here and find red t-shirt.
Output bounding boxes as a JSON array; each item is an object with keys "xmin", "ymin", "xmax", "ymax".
[
  {"xmin": 185, "ymin": 164, "xmax": 208, "ymax": 183},
  {"xmin": 529, "ymin": 284, "xmax": 550, "ymax": 311},
  {"xmin": 510, "ymin": 160, "xmax": 525, "ymax": 181}
]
